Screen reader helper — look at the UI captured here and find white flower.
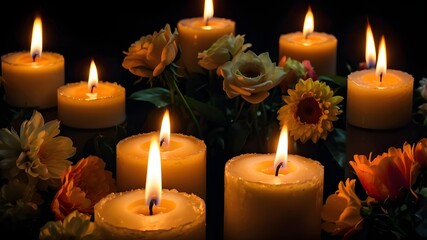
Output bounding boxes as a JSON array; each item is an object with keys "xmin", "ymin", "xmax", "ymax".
[{"xmin": 417, "ymin": 78, "xmax": 427, "ymax": 100}]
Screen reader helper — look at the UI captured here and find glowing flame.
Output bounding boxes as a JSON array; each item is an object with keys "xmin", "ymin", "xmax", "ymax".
[
  {"xmin": 204, "ymin": 0, "xmax": 214, "ymax": 24},
  {"xmin": 274, "ymin": 126, "xmax": 288, "ymax": 170},
  {"xmin": 30, "ymin": 16, "xmax": 43, "ymax": 59},
  {"xmin": 159, "ymin": 109, "xmax": 171, "ymax": 148},
  {"xmin": 88, "ymin": 59, "xmax": 99, "ymax": 92},
  {"xmin": 376, "ymin": 35, "xmax": 387, "ymax": 79},
  {"xmin": 145, "ymin": 136, "xmax": 162, "ymax": 206},
  {"xmin": 303, "ymin": 6, "xmax": 314, "ymax": 38},
  {"xmin": 365, "ymin": 20, "xmax": 376, "ymax": 68}
]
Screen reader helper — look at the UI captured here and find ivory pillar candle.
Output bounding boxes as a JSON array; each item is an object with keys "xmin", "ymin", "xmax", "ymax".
[
  {"xmin": 347, "ymin": 36, "xmax": 413, "ymax": 129},
  {"xmin": 224, "ymin": 127, "xmax": 324, "ymax": 240},
  {"xmin": 116, "ymin": 131, "xmax": 207, "ymax": 199},
  {"xmin": 1, "ymin": 16, "xmax": 64, "ymax": 109},
  {"xmin": 177, "ymin": 0, "xmax": 235, "ymax": 74},
  {"xmin": 279, "ymin": 6, "xmax": 337, "ymax": 76},
  {"xmin": 57, "ymin": 60, "xmax": 126, "ymax": 129}
]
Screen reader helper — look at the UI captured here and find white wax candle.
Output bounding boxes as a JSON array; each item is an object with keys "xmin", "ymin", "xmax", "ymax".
[
  {"xmin": 1, "ymin": 52, "xmax": 64, "ymax": 109},
  {"xmin": 224, "ymin": 153, "xmax": 324, "ymax": 240},
  {"xmin": 116, "ymin": 132, "xmax": 207, "ymax": 199},
  {"xmin": 346, "ymin": 69, "xmax": 414, "ymax": 129},
  {"xmin": 177, "ymin": 17, "xmax": 235, "ymax": 74},
  {"xmin": 94, "ymin": 189, "xmax": 206, "ymax": 240},
  {"xmin": 57, "ymin": 81, "xmax": 126, "ymax": 129}
]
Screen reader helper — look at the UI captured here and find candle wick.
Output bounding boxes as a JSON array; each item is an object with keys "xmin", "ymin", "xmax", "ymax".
[
  {"xmin": 160, "ymin": 138, "xmax": 164, "ymax": 147},
  {"xmin": 275, "ymin": 162, "xmax": 283, "ymax": 176},
  {"xmin": 32, "ymin": 52, "xmax": 40, "ymax": 62},
  {"xmin": 379, "ymin": 72, "xmax": 383, "ymax": 83},
  {"xmin": 205, "ymin": 17, "xmax": 210, "ymax": 26},
  {"xmin": 90, "ymin": 85, "xmax": 96, "ymax": 93},
  {"xmin": 149, "ymin": 199, "xmax": 156, "ymax": 216}
]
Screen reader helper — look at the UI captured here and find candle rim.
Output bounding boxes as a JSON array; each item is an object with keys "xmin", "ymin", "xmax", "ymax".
[
  {"xmin": 178, "ymin": 17, "xmax": 235, "ymax": 29},
  {"xmin": 1, "ymin": 51, "xmax": 64, "ymax": 66},
  {"xmin": 347, "ymin": 69, "xmax": 414, "ymax": 89},
  {"xmin": 280, "ymin": 31, "xmax": 336, "ymax": 45},
  {"xmin": 57, "ymin": 81, "xmax": 125, "ymax": 100}
]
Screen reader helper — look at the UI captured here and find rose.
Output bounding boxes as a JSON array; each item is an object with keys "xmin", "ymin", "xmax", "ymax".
[
  {"xmin": 122, "ymin": 24, "xmax": 179, "ymax": 78},
  {"xmin": 198, "ymin": 33, "xmax": 252, "ymax": 71},
  {"xmin": 414, "ymin": 138, "xmax": 427, "ymax": 168},
  {"xmin": 218, "ymin": 50, "xmax": 286, "ymax": 104}
]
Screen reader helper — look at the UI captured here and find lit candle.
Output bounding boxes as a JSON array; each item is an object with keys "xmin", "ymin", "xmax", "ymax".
[
  {"xmin": 116, "ymin": 109, "xmax": 207, "ymax": 199},
  {"xmin": 278, "ymin": 6, "xmax": 337, "ymax": 76},
  {"xmin": 1, "ymin": 16, "xmax": 64, "ymax": 109},
  {"xmin": 95, "ymin": 136, "xmax": 206, "ymax": 240},
  {"xmin": 57, "ymin": 59, "xmax": 126, "ymax": 129},
  {"xmin": 347, "ymin": 35, "xmax": 414, "ymax": 129},
  {"xmin": 224, "ymin": 126, "xmax": 324, "ymax": 240},
  {"xmin": 177, "ymin": 0, "xmax": 235, "ymax": 74}
]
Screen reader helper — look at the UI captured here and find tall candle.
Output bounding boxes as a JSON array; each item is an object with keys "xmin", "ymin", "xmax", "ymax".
[
  {"xmin": 57, "ymin": 59, "xmax": 126, "ymax": 129},
  {"xmin": 1, "ymin": 16, "xmax": 64, "ymax": 109},
  {"xmin": 279, "ymin": 6, "xmax": 337, "ymax": 76},
  {"xmin": 116, "ymin": 110, "xmax": 207, "ymax": 199},
  {"xmin": 347, "ymin": 36, "xmax": 413, "ymax": 129},
  {"xmin": 95, "ymin": 136, "xmax": 206, "ymax": 240},
  {"xmin": 224, "ymin": 127, "xmax": 324, "ymax": 240},
  {"xmin": 177, "ymin": 0, "xmax": 235, "ymax": 74}
]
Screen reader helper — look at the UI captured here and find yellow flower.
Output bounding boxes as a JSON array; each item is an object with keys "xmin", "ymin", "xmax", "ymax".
[
  {"xmin": 39, "ymin": 210, "xmax": 101, "ymax": 240},
  {"xmin": 198, "ymin": 33, "xmax": 252, "ymax": 70},
  {"xmin": 218, "ymin": 50, "xmax": 286, "ymax": 104},
  {"xmin": 51, "ymin": 155, "xmax": 116, "ymax": 220},
  {"xmin": 122, "ymin": 24, "xmax": 179, "ymax": 79},
  {"xmin": 321, "ymin": 178, "xmax": 364, "ymax": 238},
  {"xmin": 16, "ymin": 111, "xmax": 75, "ymax": 181},
  {"xmin": 277, "ymin": 78, "xmax": 343, "ymax": 143}
]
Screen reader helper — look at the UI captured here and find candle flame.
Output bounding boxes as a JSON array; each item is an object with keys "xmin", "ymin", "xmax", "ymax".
[
  {"xmin": 145, "ymin": 136, "xmax": 162, "ymax": 207},
  {"xmin": 30, "ymin": 16, "xmax": 43, "ymax": 59},
  {"xmin": 88, "ymin": 59, "xmax": 99, "ymax": 92},
  {"xmin": 376, "ymin": 35, "xmax": 387, "ymax": 79},
  {"xmin": 159, "ymin": 109, "xmax": 171, "ymax": 148},
  {"xmin": 365, "ymin": 20, "xmax": 376, "ymax": 68},
  {"xmin": 274, "ymin": 126, "xmax": 288, "ymax": 170},
  {"xmin": 204, "ymin": 0, "xmax": 214, "ymax": 24},
  {"xmin": 303, "ymin": 6, "xmax": 314, "ymax": 38}
]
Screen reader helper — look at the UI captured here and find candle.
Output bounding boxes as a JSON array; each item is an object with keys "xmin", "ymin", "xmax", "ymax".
[
  {"xmin": 95, "ymin": 136, "xmax": 206, "ymax": 240},
  {"xmin": 177, "ymin": 0, "xmax": 235, "ymax": 74},
  {"xmin": 1, "ymin": 16, "xmax": 64, "ymax": 109},
  {"xmin": 57, "ymin": 59, "xmax": 126, "ymax": 129},
  {"xmin": 347, "ymin": 35, "xmax": 414, "ymax": 129},
  {"xmin": 224, "ymin": 127, "xmax": 324, "ymax": 240},
  {"xmin": 116, "ymin": 110, "xmax": 207, "ymax": 199},
  {"xmin": 279, "ymin": 6, "xmax": 337, "ymax": 76}
]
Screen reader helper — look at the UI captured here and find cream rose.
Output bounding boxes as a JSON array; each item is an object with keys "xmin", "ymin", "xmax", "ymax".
[
  {"xmin": 198, "ymin": 34, "xmax": 252, "ymax": 70},
  {"xmin": 218, "ymin": 51, "xmax": 286, "ymax": 104},
  {"xmin": 122, "ymin": 24, "xmax": 179, "ymax": 78}
]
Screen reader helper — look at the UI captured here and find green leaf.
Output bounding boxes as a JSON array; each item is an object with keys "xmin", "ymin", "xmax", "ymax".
[
  {"xmin": 129, "ymin": 87, "xmax": 170, "ymax": 107},
  {"xmin": 323, "ymin": 128, "xmax": 347, "ymax": 168},
  {"xmin": 318, "ymin": 74, "xmax": 347, "ymax": 88},
  {"xmin": 183, "ymin": 96, "xmax": 227, "ymax": 125}
]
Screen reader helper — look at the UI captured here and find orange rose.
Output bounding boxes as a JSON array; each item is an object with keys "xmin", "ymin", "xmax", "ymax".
[
  {"xmin": 350, "ymin": 143, "xmax": 419, "ymax": 202},
  {"xmin": 414, "ymin": 138, "xmax": 427, "ymax": 168},
  {"xmin": 51, "ymin": 156, "xmax": 116, "ymax": 220}
]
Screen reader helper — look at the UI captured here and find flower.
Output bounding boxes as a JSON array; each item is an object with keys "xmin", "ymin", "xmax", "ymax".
[
  {"xmin": 51, "ymin": 155, "xmax": 116, "ymax": 220},
  {"xmin": 321, "ymin": 178, "xmax": 364, "ymax": 238},
  {"xmin": 39, "ymin": 210, "xmax": 102, "ymax": 240},
  {"xmin": 414, "ymin": 138, "xmax": 427, "ymax": 168},
  {"xmin": 278, "ymin": 56, "xmax": 316, "ymax": 93},
  {"xmin": 0, "ymin": 127, "xmax": 21, "ymax": 179},
  {"xmin": 277, "ymin": 78, "xmax": 344, "ymax": 143},
  {"xmin": 218, "ymin": 50, "xmax": 286, "ymax": 104},
  {"xmin": 122, "ymin": 23, "xmax": 179, "ymax": 80},
  {"xmin": 198, "ymin": 33, "xmax": 252, "ymax": 71}
]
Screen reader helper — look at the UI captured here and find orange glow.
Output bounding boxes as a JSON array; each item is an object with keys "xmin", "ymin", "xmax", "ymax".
[
  {"xmin": 376, "ymin": 35, "xmax": 387, "ymax": 80},
  {"xmin": 303, "ymin": 6, "xmax": 314, "ymax": 38},
  {"xmin": 145, "ymin": 136, "xmax": 162, "ymax": 206},
  {"xmin": 274, "ymin": 126, "xmax": 288, "ymax": 170},
  {"xmin": 365, "ymin": 21, "xmax": 376, "ymax": 68},
  {"xmin": 159, "ymin": 109, "xmax": 171, "ymax": 148},
  {"xmin": 30, "ymin": 16, "xmax": 43, "ymax": 59}
]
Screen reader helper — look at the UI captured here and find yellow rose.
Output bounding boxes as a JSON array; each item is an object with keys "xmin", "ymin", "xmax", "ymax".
[
  {"xmin": 198, "ymin": 33, "xmax": 252, "ymax": 70},
  {"xmin": 218, "ymin": 51, "xmax": 286, "ymax": 104},
  {"xmin": 122, "ymin": 24, "xmax": 178, "ymax": 78}
]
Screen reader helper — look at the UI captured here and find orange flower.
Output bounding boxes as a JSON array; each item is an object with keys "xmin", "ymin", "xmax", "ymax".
[
  {"xmin": 414, "ymin": 138, "xmax": 427, "ymax": 168},
  {"xmin": 51, "ymin": 156, "xmax": 116, "ymax": 220},
  {"xmin": 349, "ymin": 143, "xmax": 419, "ymax": 202}
]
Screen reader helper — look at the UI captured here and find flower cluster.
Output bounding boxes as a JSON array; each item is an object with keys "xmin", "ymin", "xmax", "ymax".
[
  {"xmin": 414, "ymin": 78, "xmax": 427, "ymax": 125},
  {"xmin": 322, "ymin": 138, "xmax": 427, "ymax": 239}
]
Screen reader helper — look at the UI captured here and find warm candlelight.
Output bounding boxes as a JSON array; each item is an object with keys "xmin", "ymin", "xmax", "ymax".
[
  {"xmin": 95, "ymin": 136, "xmax": 206, "ymax": 240},
  {"xmin": 57, "ymin": 59, "xmax": 126, "ymax": 129},
  {"xmin": 365, "ymin": 20, "xmax": 376, "ymax": 68},
  {"xmin": 116, "ymin": 109, "xmax": 207, "ymax": 199},
  {"xmin": 177, "ymin": 0, "xmax": 235, "ymax": 74},
  {"xmin": 347, "ymin": 33, "xmax": 414, "ymax": 129},
  {"xmin": 1, "ymin": 16, "xmax": 64, "ymax": 109},
  {"xmin": 224, "ymin": 126, "xmax": 324, "ymax": 240},
  {"xmin": 278, "ymin": 6, "xmax": 337, "ymax": 76}
]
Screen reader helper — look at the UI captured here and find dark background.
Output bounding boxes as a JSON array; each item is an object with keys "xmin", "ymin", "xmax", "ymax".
[{"xmin": 1, "ymin": 1, "xmax": 427, "ymax": 239}]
